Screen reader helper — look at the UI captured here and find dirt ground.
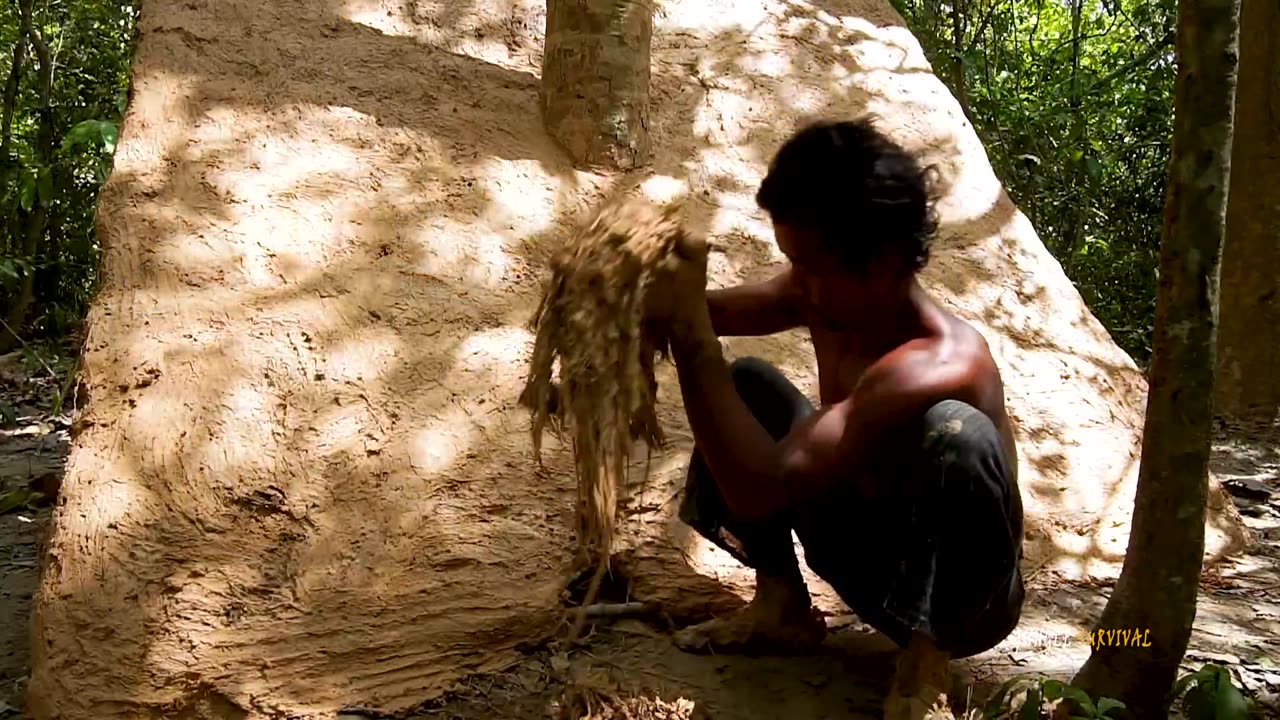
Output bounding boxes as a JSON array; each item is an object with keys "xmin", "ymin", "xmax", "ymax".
[{"xmin": 3, "ymin": 351, "xmax": 1277, "ymax": 718}]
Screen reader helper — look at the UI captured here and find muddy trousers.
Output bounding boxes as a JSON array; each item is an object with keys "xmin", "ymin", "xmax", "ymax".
[{"xmin": 678, "ymin": 356, "xmax": 1026, "ymax": 659}]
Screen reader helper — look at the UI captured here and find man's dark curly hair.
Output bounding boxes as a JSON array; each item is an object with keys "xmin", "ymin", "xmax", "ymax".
[{"xmin": 756, "ymin": 116, "xmax": 939, "ymax": 272}]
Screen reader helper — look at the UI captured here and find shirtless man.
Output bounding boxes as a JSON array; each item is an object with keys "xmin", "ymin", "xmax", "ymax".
[{"xmin": 647, "ymin": 117, "xmax": 1025, "ymax": 720}]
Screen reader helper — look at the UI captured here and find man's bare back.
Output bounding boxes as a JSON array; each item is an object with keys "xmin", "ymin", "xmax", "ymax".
[
  {"xmin": 808, "ymin": 296, "xmax": 1020, "ymax": 478},
  {"xmin": 712, "ymin": 266, "xmax": 1019, "ymax": 483}
]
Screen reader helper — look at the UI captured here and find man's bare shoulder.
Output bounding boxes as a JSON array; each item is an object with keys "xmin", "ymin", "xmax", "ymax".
[
  {"xmin": 940, "ymin": 312, "xmax": 1000, "ymax": 373},
  {"xmin": 850, "ymin": 306, "xmax": 1016, "ymax": 467},
  {"xmin": 864, "ymin": 310, "xmax": 1003, "ymax": 405},
  {"xmin": 920, "ymin": 312, "xmax": 1013, "ymax": 431}
]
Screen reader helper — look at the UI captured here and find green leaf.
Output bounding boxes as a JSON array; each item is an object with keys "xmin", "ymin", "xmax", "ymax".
[
  {"xmin": 61, "ymin": 120, "xmax": 119, "ymax": 154},
  {"xmin": 1061, "ymin": 686, "xmax": 1098, "ymax": 717},
  {"xmin": 1019, "ymin": 685, "xmax": 1043, "ymax": 720},
  {"xmin": 61, "ymin": 119, "xmax": 101, "ymax": 151},
  {"xmin": 1202, "ymin": 664, "xmax": 1233, "ymax": 688},
  {"xmin": 0, "ymin": 401, "xmax": 16, "ymax": 426},
  {"xmin": 1041, "ymin": 679, "xmax": 1065, "ymax": 701},
  {"xmin": 1095, "ymin": 697, "xmax": 1126, "ymax": 718},
  {"xmin": 36, "ymin": 166, "xmax": 53, "ymax": 204},
  {"xmin": 101, "ymin": 122, "xmax": 119, "ymax": 154},
  {"xmin": 986, "ymin": 677, "xmax": 1033, "ymax": 717},
  {"xmin": 0, "ymin": 489, "xmax": 40, "ymax": 515},
  {"xmin": 1175, "ymin": 668, "xmax": 1211, "ymax": 698},
  {"xmin": 1184, "ymin": 685, "xmax": 1216, "ymax": 720},
  {"xmin": 116, "ymin": 89, "xmax": 128, "ymax": 115},
  {"xmin": 19, "ymin": 174, "xmax": 36, "ymax": 211},
  {"xmin": 1212, "ymin": 670, "xmax": 1250, "ymax": 720},
  {"xmin": 1085, "ymin": 155, "xmax": 1103, "ymax": 179}
]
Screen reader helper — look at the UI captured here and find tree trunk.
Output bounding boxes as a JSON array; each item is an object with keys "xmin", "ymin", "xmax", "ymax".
[
  {"xmin": 1, "ymin": 38, "xmax": 28, "ymax": 168},
  {"xmin": 1061, "ymin": 0, "xmax": 1088, "ymax": 272},
  {"xmin": 1, "ymin": 7, "xmax": 31, "ymax": 252},
  {"xmin": 950, "ymin": 0, "xmax": 971, "ymax": 121},
  {"xmin": 1070, "ymin": 0, "xmax": 1240, "ymax": 714},
  {"xmin": 0, "ymin": 0, "xmax": 54, "ymax": 353},
  {"xmin": 1214, "ymin": 0, "xmax": 1280, "ymax": 429},
  {"xmin": 541, "ymin": 0, "xmax": 653, "ymax": 170}
]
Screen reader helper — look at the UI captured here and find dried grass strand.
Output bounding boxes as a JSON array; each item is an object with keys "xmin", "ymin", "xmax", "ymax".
[{"xmin": 519, "ymin": 196, "xmax": 690, "ymax": 639}]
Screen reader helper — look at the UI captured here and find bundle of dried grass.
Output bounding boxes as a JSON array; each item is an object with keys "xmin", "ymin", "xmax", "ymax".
[{"xmin": 519, "ymin": 195, "xmax": 695, "ymax": 633}]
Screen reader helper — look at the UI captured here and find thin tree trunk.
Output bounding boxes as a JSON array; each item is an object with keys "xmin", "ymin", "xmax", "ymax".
[
  {"xmin": 1061, "ymin": 0, "xmax": 1088, "ymax": 271},
  {"xmin": 1, "ymin": 10, "xmax": 32, "ymax": 230},
  {"xmin": 1, "ymin": 0, "xmax": 54, "ymax": 352},
  {"xmin": 951, "ymin": 0, "xmax": 971, "ymax": 121},
  {"xmin": 1, "ymin": 39, "xmax": 28, "ymax": 166},
  {"xmin": 1215, "ymin": 0, "xmax": 1279, "ymax": 429},
  {"xmin": 1070, "ymin": 0, "xmax": 1240, "ymax": 713},
  {"xmin": 541, "ymin": 0, "xmax": 653, "ymax": 170}
]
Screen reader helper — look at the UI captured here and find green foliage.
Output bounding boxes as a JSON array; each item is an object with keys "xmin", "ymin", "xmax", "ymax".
[
  {"xmin": 984, "ymin": 676, "xmax": 1126, "ymax": 720},
  {"xmin": 1173, "ymin": 664, "xmax": 1253, "ymax": 720},
  {"xmin": 62, "ymin": 118, "xmax": 119, "ymax": 152},
  {"xmin": 1, "ymin": 0, "xmax": 137, "ymax": 344},
  {"xmin": 982, "ymin": 666, "xmax": 1254, "ymax": 720},
  {"xmin": 0, "ymin": 487, "xmax": 43, "ymax": 515},
  {"xmin": 892, "ymin": 0, "xmax": 1173, "ymax": 362}
]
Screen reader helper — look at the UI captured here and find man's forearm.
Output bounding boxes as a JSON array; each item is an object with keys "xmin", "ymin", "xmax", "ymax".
[
  {"xmin": 706, "ymin": 288, "xmax": 746, "ymax": 337},
  {"xmin": 670, "ymin": 311, "xmax": 786, "ymax": 521},
  {"xmin": 705, "ymin": 275, "xmax": 802, "ymax": 338}
]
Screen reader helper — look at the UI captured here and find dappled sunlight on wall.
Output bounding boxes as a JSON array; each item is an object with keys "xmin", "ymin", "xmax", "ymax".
[{"xmin": 28, "ymin": 0, "xmax": 1248, "ymax": 716}]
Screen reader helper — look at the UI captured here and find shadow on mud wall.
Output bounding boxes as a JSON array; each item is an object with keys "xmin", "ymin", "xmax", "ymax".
[
  {"xmin": 26, "ymin": 0, "xmax": 1164, "ymax": 714},
  {"xmin": 32, "ymin": 2, "xmax": 594, "ymax": 713}
]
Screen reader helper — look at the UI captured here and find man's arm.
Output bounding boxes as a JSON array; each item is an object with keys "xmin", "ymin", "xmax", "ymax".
[
  {"xmin": 671, "ymin": 319, "xmax": 971, "ymax": 521},
  {"xmin": 706, "ymin": 267, "xmax": 804, "ymax": 338}
]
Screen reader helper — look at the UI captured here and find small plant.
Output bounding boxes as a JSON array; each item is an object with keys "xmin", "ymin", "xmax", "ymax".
[
  {"xmin": 984, "ymin": 676, "xmax": 1125, "ymax": 720},
  {"xmin": 981, "ymin": 664, "xmax": 1253, "ymax": 720},
  {"xmin": 1172, "ymin": 664, "xmax": 1252, "ymax": 720},
  {"xmin": 0, "ymin": 487, "xmax": 45, "ymax": 515}
]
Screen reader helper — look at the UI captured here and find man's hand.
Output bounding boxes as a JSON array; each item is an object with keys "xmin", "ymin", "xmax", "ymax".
[{"xmin": 644, "ymin": 230, "xmax": 710, "ymax": 335}]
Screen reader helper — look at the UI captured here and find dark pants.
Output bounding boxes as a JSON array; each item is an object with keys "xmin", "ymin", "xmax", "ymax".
[{"xmin": 679, "ymin": 356, "xmax": 1025, "ymax": 659}]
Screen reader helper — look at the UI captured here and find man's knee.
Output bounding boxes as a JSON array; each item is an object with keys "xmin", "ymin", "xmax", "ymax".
[
  {"xmin": 921, "ymin": 400, "xmax": 1001, "ymax": 462},
  {"xmin": 729, "ymin": 355, "xmax": 780, "ymax": 386},
  {"xmin": 918, "ymin": 399, "xmax": 1018, "ymax": 520},
  {"xmin": 727, "ymin": 356, "xmax": 813, "ymax": 437}
]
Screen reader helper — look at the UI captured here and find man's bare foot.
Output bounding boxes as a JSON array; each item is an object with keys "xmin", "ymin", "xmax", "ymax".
[
  {"xmin": 884, "ymin": 632, "xmax": 952, "ymax": 720},
  {"xmin": 673, "ymin": 572, "xmax": 826, "ymax": 654}
]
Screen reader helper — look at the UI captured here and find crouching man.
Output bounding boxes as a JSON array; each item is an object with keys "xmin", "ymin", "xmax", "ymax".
[{"xmin": 647, "ymin": 117, "xmax": 1026, "ymax": 720}]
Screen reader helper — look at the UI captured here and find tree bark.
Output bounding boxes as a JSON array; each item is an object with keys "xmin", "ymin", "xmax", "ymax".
[
  {"xmin": 1214, "ymin": 0, "xmax": 1280, "ymax": 429},
  {"xmin": 950, "ymin": 0, "xmax": 971, "ymax": 121},
  {"xmin": 1, "ymin": 7, "xmax": 31, "ymax": 235},
  {"xmin": 541, "ymin": 0, "xmax": 653, "ymax": 170},
  {"xmin": 1070, "ymin": 0, "xmax": 1240, "ymax": 714},
  {"xmin": 1, "ymin": 0, "xmax": 54, "ymax": 353},
  {"xmin": 1061, "ymin": 0, "xmax": 1088, "ymax": 272},
  {"xmin": 1, "ymin": 39, "xmax": 28, "ymax": 167}
]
